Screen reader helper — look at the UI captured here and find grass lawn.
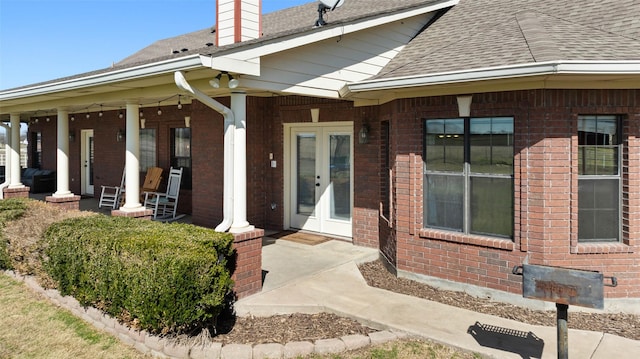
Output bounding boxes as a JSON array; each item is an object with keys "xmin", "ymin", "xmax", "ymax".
[
  {"xmin": 0, "ymin": 273, "xmax": 479, "ymax": 359},
  {"xmin": 0, "ymin": 274, "xmax": 149, "ymax": 359}
]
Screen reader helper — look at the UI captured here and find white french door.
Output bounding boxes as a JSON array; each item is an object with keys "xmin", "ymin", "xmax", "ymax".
[
  {"xmin": 81, "ymin": 129, "xmax": 94, "ymax": 195},
  {"xmin": 287, "ymin": 124, "xmax": 353, "ymax": 238}
]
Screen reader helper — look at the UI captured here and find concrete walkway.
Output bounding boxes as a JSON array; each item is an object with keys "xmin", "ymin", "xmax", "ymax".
[{"xmin": 236, "ymin": 239, "xmax": 640, "ymax": 359}]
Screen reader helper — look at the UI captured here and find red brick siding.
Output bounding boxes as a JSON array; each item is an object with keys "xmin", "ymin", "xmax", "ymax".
[
  {"xmin": 231, "ymin": 229, "xmax": 264, "ymax": 299},
  {"xmin": 390, "ymin": 89, "xmax": 640, "ymax": 298}
]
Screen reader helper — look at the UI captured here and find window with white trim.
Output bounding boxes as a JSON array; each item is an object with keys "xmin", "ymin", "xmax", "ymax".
[
  {"xmin": 423, "ymin": 117, "xmax": 514, "ymax": 238},
  {"xmin": 578, "ymin": 115, "xmax": 621, "ymax": 242}
]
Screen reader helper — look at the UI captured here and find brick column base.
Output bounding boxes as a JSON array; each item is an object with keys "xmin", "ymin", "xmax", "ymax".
[
  {"xmin": 231, "ymin": 229, "xmax": 264, "ymax": 300},
  {"xmin": 45, "ymin": 195, "xmax": 81, "ymax": 211},
  {"xmin": 111, "ymin": 208, "xmax": 153, "ymax": 220},
  {"xmin": 3, "ymin": 186, "xmax": 30, "ymax": 199}
]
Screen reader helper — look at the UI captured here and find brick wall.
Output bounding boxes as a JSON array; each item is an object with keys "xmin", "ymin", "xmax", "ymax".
[
  {"xmin": 31, "ymin": 105, "xmax": 193, "ymax": 213},
  {"xmin": 388, "ymin": 89, "xmax": 640, "ymax": 299},
  {"xmin": 231, "ymin": 229, "xmax": 264, "ymax": 299}
]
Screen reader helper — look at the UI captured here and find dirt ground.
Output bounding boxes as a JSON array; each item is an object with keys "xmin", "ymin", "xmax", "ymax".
[{"xmin": 210, "ymin": 260, "xmax": 639, "ymax": 344}]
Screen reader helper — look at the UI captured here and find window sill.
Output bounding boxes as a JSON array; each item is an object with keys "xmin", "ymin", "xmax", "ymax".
[
  {"xmin": 419, "ymin": 228, "xmax": 514, "ymax": 251},
  {"xmin": 574, "ymin": 242, "xmax": 634, "ymax": 254}
]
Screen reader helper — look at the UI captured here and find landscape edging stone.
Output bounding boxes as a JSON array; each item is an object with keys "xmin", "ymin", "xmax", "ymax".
[{"xmin": 4, "ymin": 271, "xmax": 403, "ymax": 359}]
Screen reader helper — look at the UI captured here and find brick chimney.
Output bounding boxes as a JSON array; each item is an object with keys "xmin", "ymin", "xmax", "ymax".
[{"xmin": 216, "ymin": 0, "xmax": 262, "ymax": 46}]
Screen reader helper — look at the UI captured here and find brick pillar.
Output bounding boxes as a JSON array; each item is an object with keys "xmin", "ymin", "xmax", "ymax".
[
  {"xmin": 111, "ymin": 208, "xmax": 153, "ymax": 220},
  {"xmin": 45, "ymin": 195, "xmax": 81, "ymax": 211},
  {"xmin": 231, "ymin": 228, "xmax": 264, "ymax": 299},
  {"xmin": 3, "ymin": 187, "xmax": 30, "ymax": 199}
]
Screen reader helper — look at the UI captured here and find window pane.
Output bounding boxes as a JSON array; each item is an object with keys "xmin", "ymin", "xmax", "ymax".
[
  {"xmin": 470, "ymin": 176, "xmax": 513, "ymax": 238},
  {"xmin": 173, "ymin": 128, "xmax": 191, "ymax": 157},
  {"xmin": 578, "ymin": 146, "xmax": 619, "ymax": 175},
  {"xmin": 578, "ymin": 116, "xmax": 619, "ymax": 175},
  {"xmin": 425, "ymin": 119, "xmax": 464, "ymax": 172},
  {"xmin": 139, "ymin": 129, "xmax": 156, "ymax": 172},
  {"xmin": 171, "ymin": 128, "xmax": 192, "ymax": 189},
  {"xmin": 578, "ymin": 178, "xmax": 619, "ymax": 242},
  {"xmin": 424, "ymin": 174, "xmax": 463, "ymax": 231},
  {"xmin": 470, "ymin": 117, "xmax": 513, "ymax": 174}
]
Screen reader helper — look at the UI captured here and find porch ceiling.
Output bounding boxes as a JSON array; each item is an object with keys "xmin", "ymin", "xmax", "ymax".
[{"xmin": 0, "ymin": 66, "xmax": 289, "ymax": 119}]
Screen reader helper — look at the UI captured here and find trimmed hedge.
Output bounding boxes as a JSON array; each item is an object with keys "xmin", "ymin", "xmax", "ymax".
[
  {"xmin": 0, "ymin": 198, "xmax": 28, "ymax": 270},
  {"xmin": 44, "ymin": 215, "xmax": 235, "ymax": 334}
]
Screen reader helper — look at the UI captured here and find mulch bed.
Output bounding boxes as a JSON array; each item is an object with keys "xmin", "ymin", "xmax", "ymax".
[
  {"xmin": 205, "ymin": 259, "xmax": 638, "ymax": 345},
  {"xmin": 358, "ymin": 260, "xmax": 640, "ymax": 341}
]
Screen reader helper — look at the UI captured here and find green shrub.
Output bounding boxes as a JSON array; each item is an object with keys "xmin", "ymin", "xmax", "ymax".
[
  {"xmin": 0, "ymin": 198, "xmax": 28, "ymax": 270},
  {"xmin": 44, "ymin": 215, "xmax": 235, "ymax": 334},
  {"xmin": 0, "ymin": 198, "xmax": 28, "ymax": 226},
  {"xmin": 0, "ymin": 238, "xmax": 10, "ymax": 270}
]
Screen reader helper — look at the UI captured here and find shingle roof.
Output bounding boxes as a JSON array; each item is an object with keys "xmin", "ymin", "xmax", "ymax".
[
  {"xmin": 375, "ymin": 0, "xmax": 640, "ymax": 79},
  {"xmin": 117, "ymin": 0, "xmax": 435, "ymax": 66},
  {"xmin": 6, "ymin": 0, "xmax": 638, "ymax": 93}
]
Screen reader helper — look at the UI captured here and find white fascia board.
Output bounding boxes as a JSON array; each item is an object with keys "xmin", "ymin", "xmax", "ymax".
[
  {"xmin": 218, "ymin": 0, "xmax": 459, "ymax": 61},
  {"xmin": 0, "ymin": 55, "xmax": 203, "ymax": 101},
  {"xmin": 348, "ymin": 60, "xmax": 640, "ymax": 93},
  {"xmin": 199, "ymin": 55, "xmax": 261, "ymax": 76}
]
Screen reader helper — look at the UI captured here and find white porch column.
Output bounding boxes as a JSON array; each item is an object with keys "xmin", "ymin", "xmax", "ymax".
[
  {"xmin": 9, "ymin": 114, "xmax": 23, "ymax": 188},
  {"xmin": 121, "ymin": 101, "xmax": 142, "ymax": 210},
  {"xmin": 54, "ymin": 108, "xmax": 72, "ymax": 197},
  {"xmin": 0, "ymin": 123, "xmax": 12, "ymax": 199},
  {"xmin": 230, "ymin": 91, "xmax": 254, "ymax": 233}
]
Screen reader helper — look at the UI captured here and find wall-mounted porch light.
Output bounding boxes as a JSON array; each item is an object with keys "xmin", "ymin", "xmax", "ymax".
[
  {"xmin": 184, "ymin": 116, "xmax": 191, "ymax": 128},
  {"xmin": 358, "ymin": 123, "xmax": 370, "ymax": 144},
  {"xmin": 116, "ymin": 129, "xmax": 125, "ymax": 142},
  {"xmin": 140, "ymin": 118, "xmax": 146, "ymax": 129},
  {"xmin": 69, "ymin": 130, "xmax": 75, "ymax": 142}
]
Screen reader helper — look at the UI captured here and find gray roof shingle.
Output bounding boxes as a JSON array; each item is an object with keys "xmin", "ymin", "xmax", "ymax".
[
  {"xmin": 6, "ymin": 0, "xmax": 638, "ymax": 92},
  {"xmin": 117, "ymin": 0, "xmax": 436, "ymax": 66},
  {"xmin": 375, "ymin": 0, "xmax": 640, "ymax": 79}
]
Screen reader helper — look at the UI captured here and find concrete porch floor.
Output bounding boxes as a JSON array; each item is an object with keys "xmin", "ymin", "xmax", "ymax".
[{"xmin": 29, "ymin": 192, "xmax": 193, "ymax": 224}]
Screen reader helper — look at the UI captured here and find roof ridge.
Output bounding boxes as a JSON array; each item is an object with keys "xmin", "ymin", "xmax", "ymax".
[{"xmin": 515, "ymin": 10, "xmax": 561, "ymax": 63}]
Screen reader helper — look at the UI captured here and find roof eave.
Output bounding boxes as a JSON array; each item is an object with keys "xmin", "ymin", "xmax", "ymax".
[
  {"xmin": 345, "ymin": 61, "xmax": 640, "ymax": 95},
  {"xmin": 0, "ymin": 55, "xmax": 204, "ymax": 103}
]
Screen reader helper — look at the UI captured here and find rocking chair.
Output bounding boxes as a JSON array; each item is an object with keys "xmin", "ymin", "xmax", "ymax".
[
  {"xmin": 143, "ymin": 167, "xmax": 183, "ymax": 220},
  {"xmin": 140, "ymin": 167, "xmax": 163, "ymax": 199},
  {"xmin": 98, "ymin": 169, "xmax": 125, "ymax": 209}
]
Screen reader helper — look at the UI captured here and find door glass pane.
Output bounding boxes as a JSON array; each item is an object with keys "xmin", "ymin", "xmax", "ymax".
[
  {"xmin": 329, "ymin": 134, "xmax": 351, "ymax": 220},
  {"xmin": 297, "ymin": 134, "xmax": 316, "ymax": 216},
  {"xmin": 424, "ymin": 173, "xmax": 463, "ymax": 231},
  {"xmin": 89, "ymin": 136, "xmax": 94, "ymax": 186},
  {"xmin": 470, "ymin": 176, "xmax": 513, "ymax": 238}
]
